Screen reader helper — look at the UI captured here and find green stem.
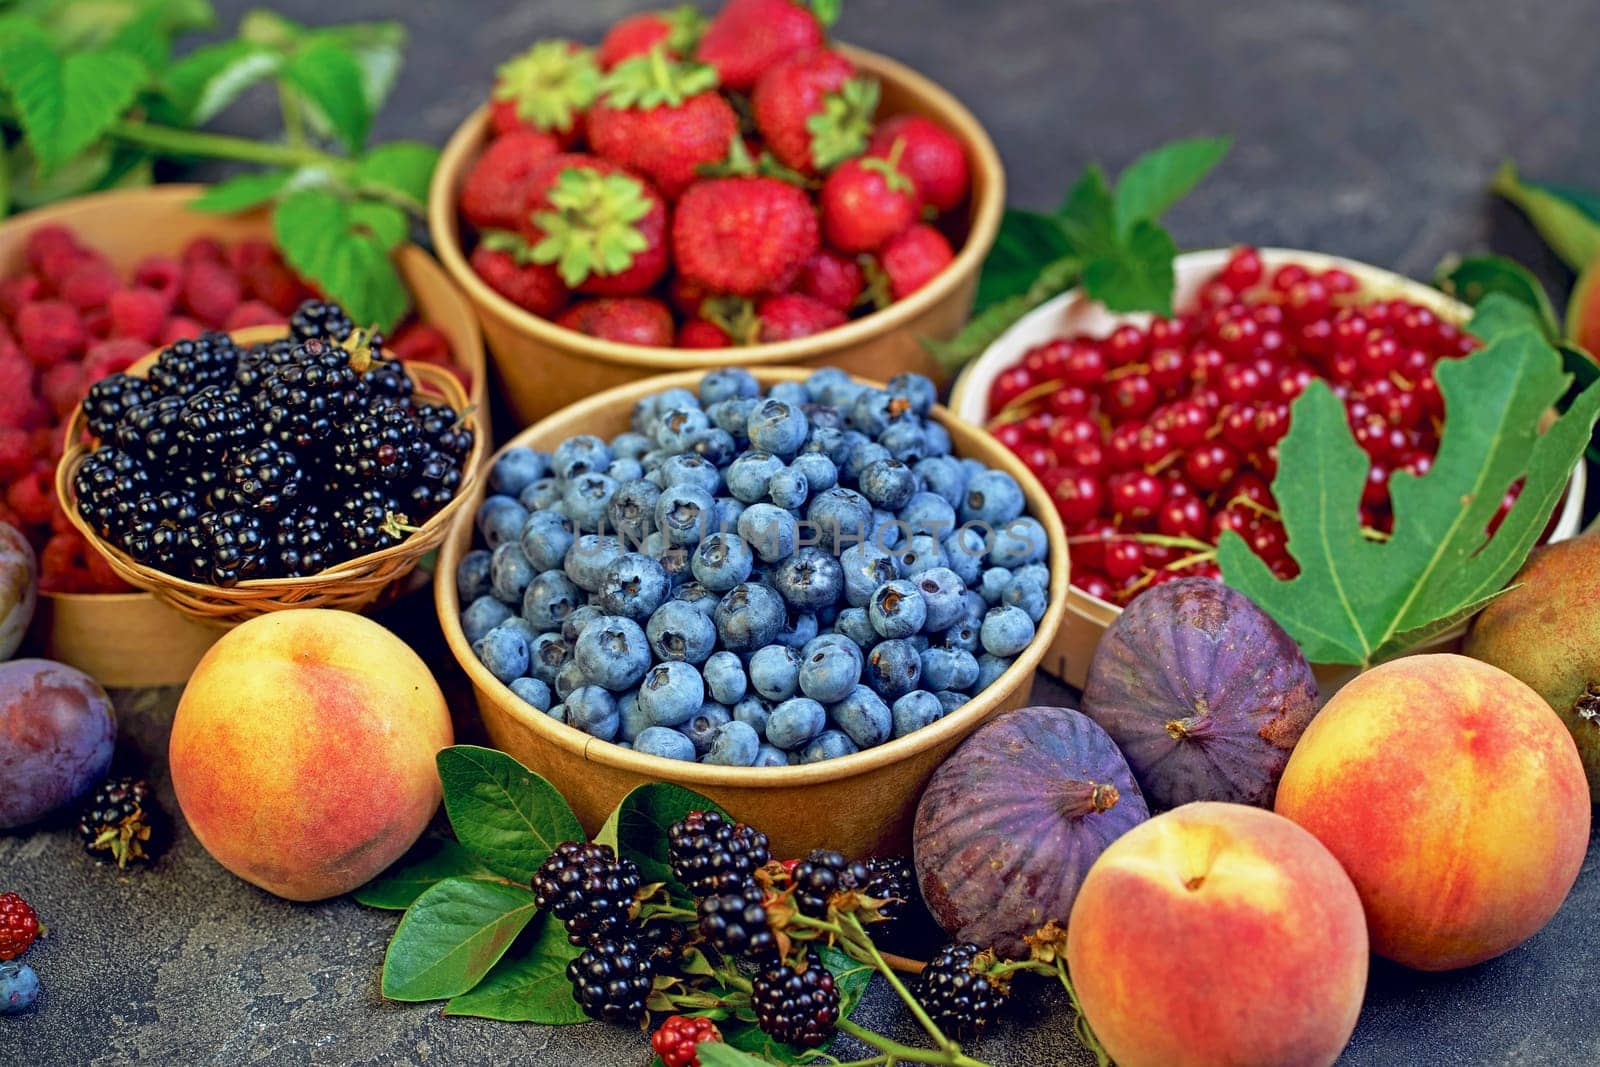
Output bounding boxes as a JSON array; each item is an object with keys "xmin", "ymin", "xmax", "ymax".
[
  {"xmin": 837, "ymin": 914, "xmax": 960, "ymax": 1056},
  {"xmin": 1052, "ymin": 958, "xmax": 1111, "ymax": 1067},
  {"xmin": 277, "ymin": 80, "xmax": 307, "ymax": 149},
  {"xmin": 836, "ymin": 1019, "xmax": 991, "ymax": 1067},
  {"xmin": 106, "ymin": 119, "xmax": 334, "ymax": 170}
]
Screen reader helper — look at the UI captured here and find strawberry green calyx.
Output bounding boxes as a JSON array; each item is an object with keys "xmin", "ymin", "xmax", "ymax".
[
  {"xmin": 494, "ymin": 40, "xmax": 602, "ymax": 134},
  {"xmin": 860, "ymin": 254, "xmax": 894, "ymax": 311},
  {"xmin": 697, "ymin": 133, "xmax": 813, "ymax": 187},
  {"xmin": 530, "ymin": 167, "xmax": 654, "ymax": 286},
  {"xmin": 601, "ymin": 45, "xmax": 720, "ymax": 110},
  {"xmin": 806, "ymin": 76, "xmax": 879, "ymax": 170},
  {"xmin": 809, "ymin": 0, "xmax": 844, "ymax": 28},
  {"xmin": 702, "ymin": 295, "xmax": 761, "ymax": 345},
  {"xmin": 661, "ymin": 5, "xmax": 710, "ymax": 55},
  {"xmin": 860, "ymin": 135, "xmax": 915, "ymax": 196},
  {"xmin": 479, "ymin": 228, "xmax": 540, "ymax": 262}
]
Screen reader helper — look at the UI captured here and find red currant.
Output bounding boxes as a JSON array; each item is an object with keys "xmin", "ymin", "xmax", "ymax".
[
  {"xmin": 1072, "ymin": 571, "xmax": 1115, "ymax": 602},
  {"xmin": 993, "ymin": 422, "xmax": 1026, "ymax": 451},
  {"xmin": 1106, "ymin": 421, "xmax": 1144, "ymax": 470},
  {"xmin": 1104, "ymin": 324, "xmax": 1149, "ymax": 367},
  {"xmin": 1104, "ymin": 540, "xmax": 1145, "ymax": 581},
  {"xmin": 1051, "ymin": 469, "xmax": 1105, "ymax": 524},
  {"xmin": 1108, "ymin": 471, "xmax": 1165, "ymax": 520},
  {"xmin": 1019, "ymin": 411, "xmax": 1055, "ymax": 439},
  {"xmin": 1017, "ymin": 442, "xmax": 1055, "ymax": 473},
  {"xmin": 1357, "ymin": 334, "xmax": 1401, "ymax": 378},
  {"xmin": 1046, "ymin": 384, "xmax": 1092, "ymax": 417},
  {"xmin": 1363, "ymin": 461, "xmax": 1391, "ymax": 507},
  {"xmin": 1219, "ymin": 246, "xmax": 1264, "ymax": 291},
  {"xmin": 1157, "ymin": 496, "xmax": 1209, "ymax": 539},
  {"xmin": 1219, "ymin": 362, "xmax": 1265, "ymax": 403},
  {"xmin": 1183, "ymin": 442, "xmax": 1240, "ymax": 491},
  {"xmin": 1072, "ymin": 518, "xmax": 1117, "ymax": 570},
  {"xmin": 1023, "ymin": 339, "xmax": 1071, "ymax": 380},
  {"xmin": 1064, "ymin": 438, "xmax": 1105, "ymax": 471},
  {"xmin": 1270, "ymin": 263, "xmax": 1310, "ymax": 292},
  {"xmin": 1321, "ymin": 267, "xmax": 1359, "ymax": 294},
  {"xmin": 1150, "ymin": 316, "xmax": 1191, "ymax": 347},
  {"xmin": 1148, "ymin": 346, "xmax": 1188, "ymax": 390},
  {"xmin": 990, "ymin": 366, "xmax": 1034, "ymax": 409},
  {"xmin": 1217, "ymin": 315, "xmax": 1262, "ymax": 360},
  {"xmin": 1105, "ymin": 373, "xmax": 1156, "ymax": 419},
  {"xmin": 1285, "ymin": 278, "xmax": 1331, "ymax": 323},
  {"xmin": 1062, "ymin": 341, "xmax": 1106, "ymax": 386}
]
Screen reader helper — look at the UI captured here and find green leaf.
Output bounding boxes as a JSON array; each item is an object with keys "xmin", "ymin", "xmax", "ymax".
[
  {"xmin": 1527, "ymin": 178, "xmax": 1600, "ymax": 226},
  {"xmin": 1557, "ymin": 342, "xmax": 1600, "ymax": 465},
  {"xmin": 379, "ymin": 877, "xmax": 538, "ymax": 1001},
  {"xmin": 0, "ymin": 143, "xmax": 9, "ymax": 217},
  {"xmin": 282, "ymin": 37, "xmax": 371, "ymax": 153},
  {"xmin": 698, "ymin": 1045, "xmax": 774, "ymax": 1067},
  {"xmin": 593, "ymin": 782, "xmax": 727, "ymax": 899},
  {"xmin": 1111, "ymin": 136, "xmax": 1231, "ymax": 236},
  {"xmin": 354, "ymin": 141, "xmax": 438, "ymax": 205},
  {"xmin": 353, "ymin": 838, "xmax": 508, "ymax": 909},
  {"xmin": 1435, "ymin": 254, "xmax": 1559, "ymax": 340},
  {"xmin": 435, "ymin": 745, "xmax": 584, "ymax": 884},
  {"xmin": 442, "ymin": 914, "xmax": 585, "ymax": 1023},
  {"xmin": 272, "ymin": 187, "xmax": 411, "ymax": 331},
  {"xmin": 1218, "ymin": 327, "xmax": 1600, "ymax": 667},
  {"xmin": 1493, "ymin": 160, "xmax": 1600, "ymax": 273},
  {"xmin": 0, "ymin": 18, "xmax": 65, "ymax": 164},
  {"xmin": 924, "ymin": 254, "xmax": 1082, "ymax": 371},
  {"xmin": 1054, "ymin": 164, "xmax": 1117, "ymax": 256},
  {"xmin": 189, "ymin": 168, "xmax": 292, "ymax": 213},
  {"xmin": 1465, "ymin": 291, "xmax": 1549, "ymax": 344},
  {"xmin": 349, "ymin": 199, "xmax": 408, "ymax": 250},
  {"xmin": 974, "ymin": 209, "xmax": 1073, "ymax": 312},
  {"xmin": 1082, "ymin": 220, "xmax": 1178, "ymax": 314},
  {"xmin": 51, "ymin": 49, "xmax": 146, "ymax": 169},
  {"xmin": 809, "ymin": 0, "xmax": 844, "ymax": 27},
  {"xmin": 164, "ymin": 38, "xmax": 280, "ymax": 124},
  {"xmin": 316, "ymin": 19, "xmax": 407, "ymax": 115},
  {"xmin": 4, "ymin": 138, "xmax": 112, "ymax": 209}
]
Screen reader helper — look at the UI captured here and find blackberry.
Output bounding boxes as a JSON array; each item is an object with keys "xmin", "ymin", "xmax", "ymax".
[
  {"xmin": 255, "ymin": 338, "xmax": 367, "ymax": 450},
  {"xmin": 176, "ymin": 385, "xmax": 257, "ymax": 458},
  {"xmin": 862, "ymin": 855, "xmax": 931, "ymax": 936},
  {"xmin": 74, "ymin": 448, "xmax": 150, "ymax": 540},
  {"xmin": 363, "ymin": 354, "xmax": 415, "ymax": 400},
  {"xmin": 636, "ymin": 917, "xmax": 690, "ymax": 969},
  {"xmin": 790, "ymin": 849, "xmax": 871, "ymax": 919},
  {"xmin": 121, "ymin": 490, "xmax": 198, "ymax": 565},
  {"xmin": 148, "ymin": 332, "xmax": 242, "ymax": 397},
  {"xmin": 330, "ymin": 402, "xmax": 425, "ymax": 485},
  {"xmin": 751, "ymin": 948, "xmax": 839, "ymax": 1048},
  {"xmin": 329, "ymin": 486, "xmax": 408, "ymax": 558},
  {"xmin": 149, "ymin": 521, "xmax": 199, "ymax": 579},
  {"xmin": 273, "ymin": 504, "xmax": 333, "ymax": 577},
  {"xmin": 531, "ymin": 841, "xmax": 642, "ymax": 947},
  {"xmin": 115, "ymin": 394, "xmax": 187, "ymax": 472},
  {"xmin": 77, "ymin": 776, "xmax": 160, "ymax": 867},
  {"xmin": 192, "ymin": 509, "xmax": 269, "ymax": 585},
  {"xmin": 83, "ymin": 374, "xmax": 155, "ymax": 439},
  {"xmin": 405, "ymin": 450, "xmax": 463, "ymax": 518},
  {"xmin": 667, "ymin": 809, "xmax": 772, "ymax": 898},
  {"xmin": 566, "ymin": 935, "xmax": 653, "ymax": 1024},
  {"xmin": 234, "ymin": 338, "xmax": 297, "ymax": 395},
  {"xmin": 913, "ymin": 942, "xmax": 1008, "ymax": 1042},
  {"xmin": 417, "ymin": 403, "xmax": 474, "ymax": 460},
  {"xmin": 698, "ymin": 879, "xmax": 777, "ymax": 959},
  {"xmin": 221, "ymin": 440, "xmax": 303, "ymax": 514},
  {"xmin": 289, "ymin": 299, "xmax": 354, "ymax": 343}
]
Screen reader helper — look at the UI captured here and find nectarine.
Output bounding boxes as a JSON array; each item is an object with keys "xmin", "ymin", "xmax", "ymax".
[{"xmin": 170, "ymin": 610, "xmax": 452, "ymax": 901}]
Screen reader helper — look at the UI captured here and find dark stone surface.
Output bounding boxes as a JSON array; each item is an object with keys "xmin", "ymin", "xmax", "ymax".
[{"xmin": 6, "ymin": 1, "xmax": 1600, "ymax": 1064}]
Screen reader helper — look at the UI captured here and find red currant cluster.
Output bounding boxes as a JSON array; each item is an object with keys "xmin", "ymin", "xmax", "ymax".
[{"xmin": 987, "ymin": 246, "xmax": 1485, "ymax": 607}]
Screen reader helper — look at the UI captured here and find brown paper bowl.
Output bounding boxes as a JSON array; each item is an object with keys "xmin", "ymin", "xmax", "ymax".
[
  {"xmin": 436, "ymin": 368, "xmax": 1068, "ymax": 858},
  {"xmin": 430, "ymin": 44, "xmax": 1005, "ymax": 427},
  {"xmin": 0, "ymin": 185, "xmax": 486, "ymax": 686}
]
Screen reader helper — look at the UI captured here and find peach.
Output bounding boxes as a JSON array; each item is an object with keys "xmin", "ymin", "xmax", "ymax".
[
  {"xmin": 169, "ymin": 609, "xmax": 452, "ymax": 901},
  {"xmin": 1275, "ymin": 654, "xmax": 1589, "ymax": 971},
  {"xmin": 1067, "ymin": 802, "xmax": 1367, "ymax": 1067}
]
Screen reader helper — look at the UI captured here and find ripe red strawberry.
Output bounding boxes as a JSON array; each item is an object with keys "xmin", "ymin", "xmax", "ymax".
[
  {"xmin": 877, "ymin": 223, "xmax": 955, "ymax": 301},
  {"xmin": 652, "ymin": 1014, "xmax": 724, "ymax": 1067},
  {"xmin": 598, "ymin": 6, "xmax": 706, "ymax": 69},
  {"xmin": 557, "ymin": 297, "xmax": 675, "ymax": 347},
  {"xmin": 518, "ymin": 155, "xmax": 670, "ymax": 296},
  {"xmin": 820, "ymin": 144, "xmax": 920, "ymax": 253},
  {"xmin": 752, "ymin": 49, "xmax": 878, "ymax": 174},
  {"xmin": 868, "ymin": 115, "xmax": 970, "ymax": 213},
  {"xmin": 470, "ymin": 242, "xmax": 571, "ymax": 318},
  {"xmin": 794, "ymin": 249, "xmax": 864, "ymax": 312},
  {"xmin": 180, "ymin": 258, "xmax": 243, "ymax": 327},
  {"xmin": 459, "ymin": 128, "xmax": 564, "ymax": 231},
  {"xmin": 0, "ymin": 893, "xmax": 41, "ymax": 961},
  {"xmin": 757, "ymin": 293, "xmax": 846, "ymax": 341},
  {"xmin": 587, "ymin": 53, "xmax": 738, "ymax": 200},
  {"xmin": 695, "ymin": 0, "xmax": 826, "ymax": 92},
  {"xmin": 489, "ymin": 40, "xmax": 601, "ymax": 145},
  {"xmin": 677, "ymin": 319, "xmax": 732, "ymax": 348},
  {"xmin": 673, "ymin": 177, "xmax": 819, "ymax": 296},
  {"xmin": 16, "ymin": 300, "xmax": 86, "ymax": 366}
]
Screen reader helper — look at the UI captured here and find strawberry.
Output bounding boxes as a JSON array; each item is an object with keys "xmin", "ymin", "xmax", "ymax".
[
  {"xmin": 460, "ymin": 128, "xmax": 563, "ymax": 231},
  {"xmin": 391, "ymin": 322, "xmax": 453, "ymax": 366},
  {"xmin": 820, "ymin": 141, "xmax": 920, "ymax": 253},
  {"xmin": 556, "ymin": 297, "xmax": 675, "ymax": 347},
  {"xmin": 668, "ymin": 274, "xmax": 715, "ymax": 319},
  {"xmin": 867, "ymin": 115, "xmax": 970, "ymax": 213},
  {"xmin": 752, "ymin": 49, "xmax": 878, "ymax": 174},
  {"xmin": 107, "ymin": 289, "xmax": 168, "ymax": 344},
  {"xmin": 875, "ymin": 223, "xmax": 955, "ymax": 301},
  {"xmin": 587, "ymin": 50, "xmax": 738, "ymax": 200},
  {"xmin": 470, "ymin": 240, "xmax": 570, "ymax": 318},
  {"xmin": 677, "ymin": 319, "xmax": 732, "ymax": 348},
  {"xmin": 518, "ymin": 155, "xmax": 670, "ymax": 296},
  {"xmin": 598, "ymin": 6, "xmax": 706, "ymax": 69},
  {"xmin": 16, "ymin": 300, "xmax": 86, "ymax": 367},
  {"xmin": 695, "ymin": 0, "xmax": 827, "ymax": 92},
  {"xmin": 794, "ymin": 248, "xmax": 864, "ymax": 312},
  {"xmin": 756, "ymin": 293, "xmax": 845, "ymax": 341},
  {"xmin": 673, "ymin": 177, "xmax": 819, "ymax": 296},
  {"xmin": 489, "ymin": 40, "xmax": 601, "ymax": 145}
]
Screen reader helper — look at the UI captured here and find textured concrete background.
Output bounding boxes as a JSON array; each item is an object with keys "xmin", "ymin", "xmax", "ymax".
[{"xmin": 5, "ymin": 0, "xmax": 1600, "ymax": 1064}]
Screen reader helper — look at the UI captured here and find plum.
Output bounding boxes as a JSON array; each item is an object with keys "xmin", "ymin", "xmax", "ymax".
[
  {"xmin": 0, "ymin": 523, "xmax": 36, "ymax": 661},
  {"xmin": 0, "ymin": 659, "xmax": 115, "ymax": 828}
]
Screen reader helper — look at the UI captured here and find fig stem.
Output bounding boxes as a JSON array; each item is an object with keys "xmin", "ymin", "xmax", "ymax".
[{"xmin": 1060, "ymin": 780, "xmax": 1120, "ymax": 818}]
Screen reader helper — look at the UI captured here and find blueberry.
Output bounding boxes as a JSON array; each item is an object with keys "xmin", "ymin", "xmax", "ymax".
[
  {"xmin": 647, "ymin": 599, "xmax": 718, "ymax": 663},
  {"xmin": 691, "ymin": 532, "xmax": 753, "ymax": 592},
  {"xmin": 656, "ymin": 405, "xmax": 711, "ymax": 453},
  {"xmin": 0, "ymin": 961, "xmax": 41, "ymax": 1014},
  {"xmin": 564, "ymin": 533, "xmax": 625, "ymax": 592},
  {"xmin": 655, "ymin": 484, "xmax": 716, "ymax": 547},
  {"xmin": 744, "ymin": 398, "xmax": 808, "ymax": 457},
  {"xmin": 843, "ymin": 440, "xmax": 892, "ymax": 483},
  {"xmin": 552, "ymin": 435, "xmax": 611, "ymax": 480},
  {"xmin": 554, "ymin": 658, "xmax": 586, "ymax": 699},
  {"xmin": 831, "ymin": 684, "xmax": 891, "ymax": 747},
  {"xmin": 688, "ymin": 428, "xmax": 738, "ymax": 468},
  {"xmin": 768, "ymin": 380, "xmax": 810, "ymax": 407},
  {"xmin": 607, "ymin": 457, "xmax": 645, "ymax": 483},
  {"xmin": 891, "ymin": 690, "xmax": 944, "ymax": 738},
  {"xmin": 768, "ymin": 466, "xmax": 809, "ymax": 510},
  {"xmin": 803, "ymin": 487, "xmax": 870, "ymax": 554},
  {"xmin": 772, "ymin": 547, "xmax": 845, "ymax": 611},
  {"xmin": 563, "ymin": 605, "xmax": 604, "ymax": 643},
  {"xmin": 612, "ymin": 431, "xmax": 654, "ymax": 460},
  {"xmin": 731, "ymin": 695, "xmax": 770, "ymax": 738},
  {"xmin": 886, "ymin": 372, "xmax": 937, "ymax": 417},
  {"xmin": 961, "ymin": 589, "xmax": 988, "ymax": 620},
  {"xmin": 510, "ymin": 676, "xmax": 553, "ymax": 710},
  {"xmin": 849, "ymin": 389, "xmax": 909, "ymax": 437},
  {"xmin": 529, "ymin": 631, "xmax": 571, "ymax": 685},
  {"xmin": 462, "ymin": 595, "xmax": 514, "ymax": 643},
  {"xmin": 635, "ymin": 725, "xmax": 696, "ymax": 761},
  {"xmin": 975, "ymin": 653, "xmax": 1011, "ymax": 690},
  {"xmin": 804, "ymin": 366, "xmax": 855, "ymax": 404},
  {"xmin": 915, "ymin": 456, "xmax": 968, "ymax": 507},
  {"xmin": 789, "ymin": 451, "xmax": 837, "ymax": 496},
  {"xmin": 941, "ymin": 525, "xmax": 987, "ymax": 584},
  {"xmin": 859, "ymin": 458, "xmax": 916, "ymax": 510},
  {"xmin": 559, "ymin": 473, "xmax": 614, "ymax": 530},
  {"xmin": 804, "ymin": 424, "xmax": 851, "ymax": 465},
  {"xmin": 660, "ymin": 452, "xmax": 723, "ymax": 494},
  {"xmin": 919, "ymin": 646, "xmax": 979, "ymax": 693},
  {"xmin": 709, "ymin": 396, "xmax": 760, "ymax": 443},
  {"xmin": 991, "ymin": 517, "xmax": 1049, "ymax": 569},
  {"xmin": 673, "ymin": 580, "xmax": 722, "ymax": 616},
  {"xmin": 573, "ymin": 615, "xmax": 651, "ymax": 690},
  {"xmin": 715, "ymin": 583, "xmax": 792, "ymax": 654},
  {"xmin": 698, "ymin": 719, "xmax": 761, "ymax": 766},
  {"xmin": 617, "ymin": 688, "xmax": 650, "ymax": 742},
  {"xmin": 870, "ymin": 508, "xmax": 906, "ymax": 551},
  {"xmin": 934, "ymin": 690, "xmax": 967, "ymax": 714},
  {"xmin": 634, "ymin": 387, "xmax": 698, "ymax": 436},
  {"xmin": 753, "ymin": 743, "xmax": 790, "ymax": 767},
  {"xmin": 700, "ymin": 367, "xmax": 761, "ymax": 404},
  {"xmin": 488, "ymin": 542, "xmax": 536, "ymax": 604},
  {"xmin": 519, "ymin": 477, "xmax": 563, "ymax": 512},
  {"xmin": 775, "ymin": 610, "xmax": 818, "ymax": 649},
  {"xmin": 1015, "ymin": 562, "xmax": 1050, "ymax": 589},
  {"xmin": 725, "ymin": 451, "xmax": 784, "ymax": 504},
  {"xmin": 749, "ymin": 644, "xmax": 802, "ymax": 702},
  {"xmin": 477, "ymin": 495, "xmax": 529, "ymax": 549},
  {"xmin": 596, "ymin": 552, "xmax": 669, "ymax": 621},
  {"xmin": 840, "ymin": 543, "xmax": 898, "ymax": 608},
  {"xmin": 704, "ymin": 651, "xmax": 748, "ymax": 704},
  {"xmin": 489, "ymin": 446, "xmax": 549, "ymax": 496},
  {"xmin": 521, "ymin": 509, "xmax": 575, "ymax": 571},
  {"xmin": 711, "ymin": 496, "xmax": 745, "ymax": 535},
  {"xmin": 911, "ymin": 567, "xmax": 967, "ymax": 631},
  {"xmin": 901, "ymin": 532, "xmax": 953, "ymax": 578},
  {"xmin": 901, "ymin": 492, "xmax": 957, "ymax": 538},
  {"xmin": 473, "ymin": 621, "xmax": 531, "ymax": 683},
  {"xmin": 638, "ymin": 660, "xmax": 705, "ymax": 726},
  {"xmin": 454, "ymin": 550, "xmax": 492, "ymax": 603},
  {"xmin": 767, "ymin": 696, "xmax": 827, "ymax": 750},
  {"xmin": 979, "ymin": 567, "xmax": 1014, "ymax": 605},
  {"xmin": 961, "ymin": 470, "xmax": 1025, "ymax": 525},
  {"xmin": 1002, "ymin": 575, "xmax": 1048, "ymax": 624},
  {"xmin": 799, "ymin": 729, "xmax": 859, "ymax": 763},
  {"xmin": 604, "ymin": 478, "xmax": 659, "ymax": 545},
  {"xmin": 547, "ymin": 702, "xmax": 569, "ymax": 724},
  {"xmin": 834, "ymin": 606, "xmax": 878, "ymax": 649},
  {"xmin": 865, "ymin": 638, "xmax": 922, "ymax": 698},
  {"xmin": 922, "ymin": 420, "xmax": 953, "ymax": 457},
  {"xmin": 737, "ymin": 503, "xmax": 797, "ymax": 563},
  {"xmin": 869, "ymin": 579, "xmax": 927, "ymax": 639},
  {"xmin": 523, "ymin": 570, "xmax": 584, "ymax": 631},
  {"xmin": 878, "ymin": 420, "xmax": 927, "ymax": 463},
  {"xmin": 683, "ymin": 701, "xmax": 732, "ymax": 755},
  {"xmin": 981, "ymin": 604, "xmax": 1035, "ymax": 656},
  {"xmin": 566, "ymin": 685, "xmax": 619, "ymax": 740}
]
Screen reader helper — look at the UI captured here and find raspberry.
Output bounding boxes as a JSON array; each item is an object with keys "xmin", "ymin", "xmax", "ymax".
[
  {"xmin": 159, "ymin": 316, "xmax": 204, "ymax": 346},
  {"xmin": 78, "ymin": 777, "xmax": 160, "ymax": 867},
  {"xmin": 0, "ymin": 428, "xmax": 31, "ymax": 483},
  {"xmin": 0, "ymin": 894, "xmax": 40, "ymax": 961},
  {"xmin": 0, "ymin": 276, "xmax": 42, "ymax": 320},
  {"xmin": 651, "ymin": 1014, "xmax": 723, "ymax": 1067},
  {"xmin": 83, "ymin": 307, "xmax": 112, "ymax": 340},
  {"xmin": 230, "ymin": 239, "xmax": 304, "ymax": 313},
  {"xmin": 181, "ymin": 236, "xmax": 227, "ymax": 266},
  {"xmin": 698, "ymin": 879, "xmax": 777, "ymax": 959},
  {"xmin": 59, "ymin": 261, "xmax": 120, "ymax": 312},
  {"xmin": 390, "ymin": 322, "xmax": 452, "ymax": 366},
  {"xmin": 667, "ymin": 809, "xmax": 772, "ymax": 897},
  {"xmin": 751, "ymin": 948, "xmax": 839, "ymax": 1048},
  {"xmin": 40, "ymin": 361, "xmax": 87, "ymax": 419},
  {"xmin": 790, "ymin": 849, "xmax": 871, "ymax": 918},
  {"xmin": 132, "ymin": 255, "xmax": 182, "ymax": 305},
  {"xmin": 531, "ymin": 841, "xmax": 642, "ymax": 947},
  {"xmin": 6, "ymin": 469, "xmax": 53, "ymax": 527},
  {"xmin": 82, "ymin": 544, "xmax": 127, "ymax": 591},
  {"xmin": 913, "ymin": 942, "xmax": 1009, "ymax": 1041},
  {"xmin": 181, "ymin": 258, "xmax": 243, "ymax": 327},
  {"xmin": 0, "ymin": 360, "xmax": 44, "ymax": 430},
  {"xmin": 224, "ymin": 301, "xmax": 285, "ymax": 330},
  {"xmin": 23, "ymin": 225, "xmax": 79, "ymax": 274},
  {"xmin": 16, "ymin": 300, "xmax": 86, "ymax": 366},
  {"xmin": 566, "ymin": 934, "xmax": 653, "ymax": 1024},
  {"xmin": 108, "ymin": 288, "xmax": 171, "ymax": 344},
  {"xmin": 83, "ymin": 338, "xmax": 152, "ymax": 380}
]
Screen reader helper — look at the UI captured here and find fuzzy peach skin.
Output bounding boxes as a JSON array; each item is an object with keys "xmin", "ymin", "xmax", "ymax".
[
  {"xmin": 169, "ymin": 609, "xmax": 453, "ymax": 901},
  {"xmin": 1066, "ymin": 802, "xmax": 1367, "ymax": 1067},
  {"xmin": 1275, "ymin": 654, "xmax": 1589, "ymax": 971}
]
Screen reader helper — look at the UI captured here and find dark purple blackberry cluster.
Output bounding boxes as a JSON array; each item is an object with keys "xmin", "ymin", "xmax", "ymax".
[
  {"xmin": 566, "ymin": 935, "xmax": 654, "ymax": 1024},
  {"xmin": 532, "ymin": 841, "xmax": 643, "ymax": 948},
  {"xmin": 73, "ymin": 300, "xmax": 471, "ymax": 586},
  {"xmin": 697, "ymin": 880, "xmax": 777, "ymax": 960},
  {"xmin": 77, "ymin": 777, "xmax": 161, "ymax": 868},
  {"xmin": 790, "ymin": 849, "xmax": 871, "ymax": 919},
  {"xmin": 667, "ymin": 809, "xmax": 771, "ymax": 898},
  {"xmin": 751, "ymin": 948, "xmax": 839, "ymax": 1048},
  {"xmin": 912, "ymin": 942, "xmax": 1008, "ymax": 1041}
]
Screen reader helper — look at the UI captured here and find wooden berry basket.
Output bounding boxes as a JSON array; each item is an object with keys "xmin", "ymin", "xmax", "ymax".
[
  {"xmin": 435, "ymin": 367, "xmax": 1070, "ymax": 860},
  {"xmin": 429, "ymin": 44, "xmax": 1005, "ymax": 426},
  {"xmin": 0, "ymin": 184, "xmax": 488, "ymax": 686}
]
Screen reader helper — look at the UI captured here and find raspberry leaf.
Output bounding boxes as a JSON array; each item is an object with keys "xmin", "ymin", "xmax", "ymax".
[
  {"xmin": 600, "ymin": 46, "xmax": 718, "ymax": 110},
  {"xmin": 1218, "ymin": 302, "xmax": 1600, "ymax": 667},
  {"xmin": 594, "ymin": 782, "xmax": 731, "ymax": 904},
  {"xmin": 355, "ymin": 838, "xmax": 510, "ymax": 910},
  {"xmin": 282, "ymin": 36, "xmax": 371, "ymax": 152},
  {"xmin": 273, "ymin": 187, "xmax": 410, "ymax": 331},
  {"xmin": 493, "ymin": 39, "xmax": 600, "ymax": 135},
  {"xmin": 442, "ymin": 914, "xmax": 585, "ymax": 1023},
  {"xmin": 0, "ymin": 19, "xmax": 149, "ymax": 173},
  {"xmin": 1110, "ymin": 135, "xmax": 1232, "ymax": 238},
  {"xmin": 164, "ymin": 39, "xmax": 281, "ymax": 125},
  {"xmin": 353, "ymin": 140, "xmax": 439, "ymax": 207},
  {"xmin": 379, "ymin": 877, "xmax": 538, "ymax": 1001},
  {"xmin": 1492, "ymin": 159, "xmax": 1600, "ymax": 272},
  {"xmin": 189, "ymin": 168, "xmax": 293, "ymax": 213},
  {"xmin": 1081, "ymin": 219, "xmax": 1178, "ymax": 315},
  {"xmin": 807, "ymin": 76, "xmax": 879, "ymax": 171},
  {"xmin": 435, "ymin": 745, "xmax": 585, "ymax": 884},
  {"xmin": 530, "ymin": 167, "xmax": 654, "ymax": 287}
]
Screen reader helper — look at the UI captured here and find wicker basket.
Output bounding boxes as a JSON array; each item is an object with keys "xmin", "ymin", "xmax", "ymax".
[{"xmin": 55, "ymin": 341, "xmax": 485, "ymax": 628}]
